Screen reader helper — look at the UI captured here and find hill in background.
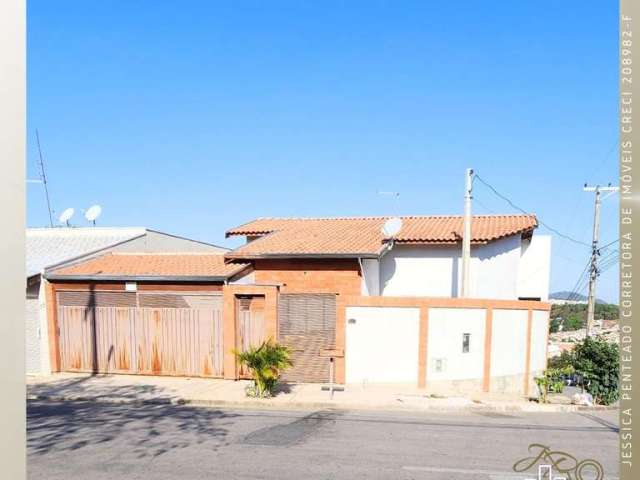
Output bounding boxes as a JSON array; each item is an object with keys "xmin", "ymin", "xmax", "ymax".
[{"xmin": 550, "ymin": 291, "xmax": 608, "ymax": 304}]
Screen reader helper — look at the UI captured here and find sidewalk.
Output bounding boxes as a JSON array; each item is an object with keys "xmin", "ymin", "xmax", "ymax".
[{"xmin": 26, "ymin": 373, "xmax": 612, "ymax": 413}]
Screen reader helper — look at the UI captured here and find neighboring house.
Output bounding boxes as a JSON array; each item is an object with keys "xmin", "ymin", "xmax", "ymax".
[
  {"xmin": 42, "ymin": 214, "xmax": 552, "ymax": 397},
  {"xmin": 26, "ymin": 227, "xmax": 226, "ymax": 375},
  {"xmin": 44, "ymin": 252, "xmax": 249, "ymax": 377}
]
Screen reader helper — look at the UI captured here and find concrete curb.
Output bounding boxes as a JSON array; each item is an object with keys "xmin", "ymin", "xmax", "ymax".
[{"xmin": 26, "ymin": 393, "xmax": 617, "ymax": 414}]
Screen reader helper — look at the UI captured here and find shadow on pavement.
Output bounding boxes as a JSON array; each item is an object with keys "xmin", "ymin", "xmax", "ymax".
[
  {"xmin": 27, "ymin": 400, "xmax": 238, "ymax": 458},
  {"xmin": 28, "ymin": 375, "xmax": 179, "ymax": 403}
]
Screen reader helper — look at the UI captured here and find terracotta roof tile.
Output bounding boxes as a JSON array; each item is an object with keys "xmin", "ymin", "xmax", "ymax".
[
  {"xmin": 226, "ymin": 215, "xmax": 537, "ymax": 258},
  {"xmin": 48, "ymin": 253, "xmax": 249, "ymax": 280}
]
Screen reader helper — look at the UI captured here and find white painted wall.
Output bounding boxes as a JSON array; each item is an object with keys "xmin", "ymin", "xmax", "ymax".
[
  {"xmin": 25, "ymin": 297, "xmax": 40, "ymax": 375},
  {"xmin": 360, "ymin": 259, "xmax": 380, "ymax": 296},
  {"xmin": 427, "ymin": 308, "xmax": 485, "ymax": 381},
  {"xmin": 517, "ymin": 235, "xmax": 551, "ymax": 301},
  {"xmin": 530, "ymin": 310, "xmax": 550, "ymax": 374},
  {"xmin": 345, "ymin": 306, "xmax": 420, "ymax": 384},
  {"xmin": 342, "ymin": 304, "xmax": 548, "ymax": 390},
  {"xmin": 26, "ymin": 277, "xmax": 51, "ymax": 375},
  {"xmin": 37, "ymin": 278, "xmax": 51, "ymax": 375},
  {"xmin": 380, "ymin": 245, "xmax": 458, "ymax": 297},
  {"xmin": 490, "ymin": 309, "xmax": 528, "ymax": 377},
  {"xmin": 378, "ymin": 235, "xmax": 525, "ymax": 299},
  {"xmin": 469, "ymin": 235, "xmax": 521, "ymax": 300}
]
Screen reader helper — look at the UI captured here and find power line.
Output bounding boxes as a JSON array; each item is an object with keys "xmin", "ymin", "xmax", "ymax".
[
  {"xmin": 474, "ymin": 198, "xmax": 497, "ymax": 214},
  {"xmin": 566, "ymin": 259, "xmax": 592, "ymax": 302},
  {"xmin": 598, "ymin": 238, "xmax": 619, "ymax": 252},
  {"xmin": 473, "ymin": 174, "xmax": 591, "ymax": 247},
  {"xmin": 599, "ymin": 255, "xmax": 619, "ymax": 273}
]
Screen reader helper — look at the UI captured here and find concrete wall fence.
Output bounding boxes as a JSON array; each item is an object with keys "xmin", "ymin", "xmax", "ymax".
[
  {"xmin": 43, "ymin": 278, "xmax": 549, "ymax": 395},
  {"xmin": 336, "ymin": 296, "xmax": 550, "ymax": 396}
]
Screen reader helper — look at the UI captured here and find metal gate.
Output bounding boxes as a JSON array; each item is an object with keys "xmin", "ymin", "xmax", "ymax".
[
  {"xmin": 56, "ymin": 290, "xmax": 224, "ymax": 377},
  {"xmin": 278, "ymin": 294, "xmax": 336, "ymax": 383}
]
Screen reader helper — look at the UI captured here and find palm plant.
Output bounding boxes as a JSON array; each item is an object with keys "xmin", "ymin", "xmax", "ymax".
[{"xmin": 234, "ymin": 339, "xmax": 292, "ymax": 397}]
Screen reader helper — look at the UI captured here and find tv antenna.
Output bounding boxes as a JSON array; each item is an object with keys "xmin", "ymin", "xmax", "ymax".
[
  {"xmin": 84, "ymin": 205, "xmax": 102, "ymax": 226},
  {"xmin": 377, "ymin": 190, "xmax": 400, "ymax": 215},
  {"xmin": 35, "ymin": 129, "xmax": 54, "ymax": 227},
  {"xmin": 58, "ymin": 208, "xmax": 74, "ymax": 227}
]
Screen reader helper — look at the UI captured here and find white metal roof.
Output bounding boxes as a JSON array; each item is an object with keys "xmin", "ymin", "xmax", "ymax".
[{"xmin": 26, "ymin": 227, "xmax": 146, "ymax": 277}]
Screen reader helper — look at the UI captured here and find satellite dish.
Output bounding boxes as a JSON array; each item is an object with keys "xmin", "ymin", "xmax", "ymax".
[
  {"xmin": 382, "ymin": 217, "xmax": 403, "ymax": 238},
  {"xmin": 58, "ymin": 208, "xmax": 74, "ymax": 226},
  {"xmin": 84, "ymin": 205, "xmax": 102, "ymax": 225}
]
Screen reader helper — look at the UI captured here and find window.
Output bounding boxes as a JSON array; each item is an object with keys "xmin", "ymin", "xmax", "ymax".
[{"xmin": 462, "ymin": 333, "xmax": 471, "ymax": 353}]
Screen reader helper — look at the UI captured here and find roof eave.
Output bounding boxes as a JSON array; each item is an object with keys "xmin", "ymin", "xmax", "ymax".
[
  {"xmin": 225, "ymin": 252, "xmax": 379, "ymax": 260},
  {"xmin": 44, "ymin": 274, "xmax": 230, "ymax": 283}
]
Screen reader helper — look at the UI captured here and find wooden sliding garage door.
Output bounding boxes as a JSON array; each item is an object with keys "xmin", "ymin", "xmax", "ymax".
[
  {"xmin": 278, "ymin": 294, "xmax": 336, "ymax": 383},
  {"xmin": 56, "ymin": 290, "xmax": 223, "ymax": 377}
]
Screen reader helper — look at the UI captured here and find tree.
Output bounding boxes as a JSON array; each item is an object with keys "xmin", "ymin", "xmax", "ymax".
[
  {"xmin": 234, "ymin": 339, "xmax": 293, "ymax": 398},
  {"xmin": 564, "ymin": 314, "xmax": 584, "ymax": 331},
  {"xmin": 572, "ymin": 337, "xmax": 619, "ymax": 405}
]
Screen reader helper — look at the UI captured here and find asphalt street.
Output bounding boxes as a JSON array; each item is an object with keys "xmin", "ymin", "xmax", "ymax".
[{"xmin": 27, "ymin": 401, "xmax": 619, "ymax": 480}]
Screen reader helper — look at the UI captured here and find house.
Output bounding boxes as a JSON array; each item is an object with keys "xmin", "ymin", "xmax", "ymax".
[
  {"xmin": 225, "ymin": 215, "xmax": 551, "ymax": 300},
  {"xmin": 223, "ymin": 215, "xmax": 551, "ymax": 392},
  {"xmin": 26, "ymin": 227, "xmax": 226, "ymax": 375},
  {"xmin": 42, "ymin": 214, "xmax": 551, "ymax": 396}
]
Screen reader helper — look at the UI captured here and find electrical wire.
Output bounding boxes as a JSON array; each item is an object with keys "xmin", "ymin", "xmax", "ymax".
[
  {"xmin": 598, "ymin": 238, "xmax": 619, "ymax": 252},
  {"xmin": 473, "ymin": 174, "xmax": 591, "ymax": 247},
  {"xmin": 566, "ymin": 259, "xmax": 592, "ymax": 302}
]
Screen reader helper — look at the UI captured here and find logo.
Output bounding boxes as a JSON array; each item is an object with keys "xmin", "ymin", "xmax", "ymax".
[{"xmin": 513, "ymin": 444, "xmax": 604, "ymax": 480}]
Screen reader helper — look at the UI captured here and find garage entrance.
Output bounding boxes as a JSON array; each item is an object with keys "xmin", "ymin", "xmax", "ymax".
[
  {"xmin": 56, "ymin": 290, "xmax": 224, "ymax": 377},
  {"xmin": 345, "ymin": 306, "xmax": 420, "ymax": 384}
]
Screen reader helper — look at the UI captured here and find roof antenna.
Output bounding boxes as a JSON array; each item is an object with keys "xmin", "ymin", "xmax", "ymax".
[
  {"xmin": 377, "ymin": 190, "xmax": 400, "ymax": 216},
  {"xmin": 35, "ymin": 129, "xmax": 54, "ymax": 227}
]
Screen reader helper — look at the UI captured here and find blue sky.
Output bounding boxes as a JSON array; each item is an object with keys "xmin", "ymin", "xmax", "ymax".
[{"xmin": 27, "ymin": 1, "xmax": 619, "ymax": 302}]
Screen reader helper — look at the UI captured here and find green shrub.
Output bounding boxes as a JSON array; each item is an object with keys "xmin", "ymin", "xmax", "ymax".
[
  {"xmin": 535, "ymin": 366, "xmax": 573, "ymax": 403},
  {"xmin": 572, "ymin": 337, "xmax": 619, "ymax": 405},
  {"xmin": 547, "ymin": 350, "xmax": 574, "ymax": 370},
  {"xmin": 234, "ymin": 339, "xmax": 293, "ymax": 398}
]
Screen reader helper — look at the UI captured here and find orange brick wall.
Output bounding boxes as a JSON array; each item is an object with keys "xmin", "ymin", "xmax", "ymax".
[{"xmin": 253, "ymin": 259, "xmax": 361, "ymax": 296}]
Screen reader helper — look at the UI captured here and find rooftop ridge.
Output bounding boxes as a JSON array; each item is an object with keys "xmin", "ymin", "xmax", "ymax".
[
  {"xmin": 27, "ymin": 226, "xmax": 147, "ymax": 233},
  {"xmin": 110, "ymin": 252, "xmax": 231, "ymax": 256},
  {"xmin": 246, "ymin": 214, "xmax": 536, "ymax": 221}
]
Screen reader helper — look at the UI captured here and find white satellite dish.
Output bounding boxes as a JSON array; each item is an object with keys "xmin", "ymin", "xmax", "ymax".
[
  {"xmin": 84, "ymin": 204, "xmax": 102, "ymax": 225},
  {"xmin": 382, "ymin": 217, "xmax": 403, "ymax": 238},
  {"xmin": 58, "ymin": 208, "xmax": 74, "ymax": 226}
]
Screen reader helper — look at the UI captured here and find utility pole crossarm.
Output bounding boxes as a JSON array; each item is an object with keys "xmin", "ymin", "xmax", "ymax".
[{"xmin": 583, "ymin": 186, "xmax": 619, "ymax": 192}]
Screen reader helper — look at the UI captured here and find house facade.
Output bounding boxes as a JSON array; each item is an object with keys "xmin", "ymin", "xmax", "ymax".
[
  {"xmin": 42, "ymin": 214, "xmax": 551, "ymax": 396},
  {"xmin": 226, "ymin": 215, "xmax": 550, "ymax": 301}
]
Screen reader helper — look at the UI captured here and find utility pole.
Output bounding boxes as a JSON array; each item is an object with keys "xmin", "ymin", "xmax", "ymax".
[
  {"xmin": 583, "ymin": 184, "xmax": 619, "ymax": 336},
  {"xmin": 461, "ymin": 168, "xmax": 474, "ymax": 297}
]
